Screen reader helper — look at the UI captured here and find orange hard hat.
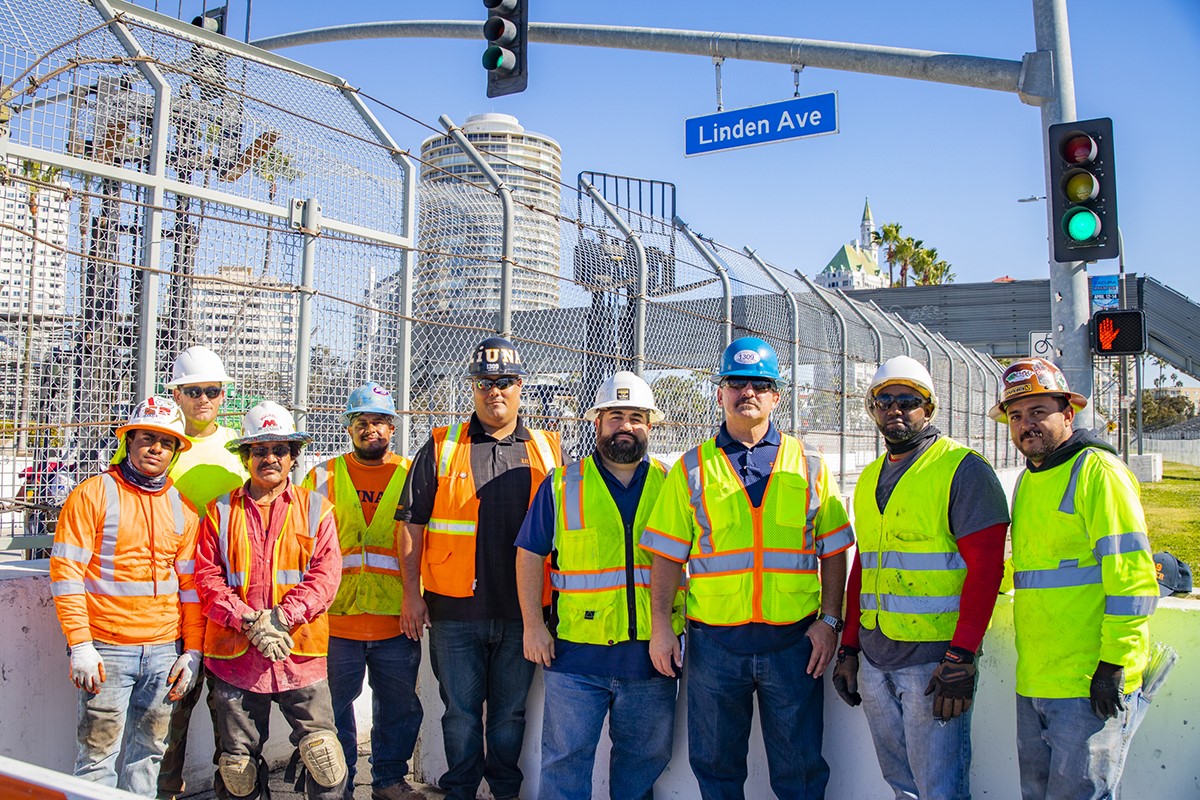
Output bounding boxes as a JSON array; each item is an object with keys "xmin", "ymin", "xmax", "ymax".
[{"xmin": 989, "ymin": 357, "xmax": 1087, "ymax": 423}]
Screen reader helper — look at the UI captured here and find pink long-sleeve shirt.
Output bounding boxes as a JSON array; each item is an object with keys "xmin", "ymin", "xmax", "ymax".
[{"xmin": 195, "ymin": 481, "xmax": 341, "ymax": 693}]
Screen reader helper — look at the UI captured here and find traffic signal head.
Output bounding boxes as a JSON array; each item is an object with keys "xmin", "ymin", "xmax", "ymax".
[
  {"xmin": 482, "ymin": 0, "xmax": 528, "ymax": 98},
  {"xmin": 1091, "ymin": 309, "xmax": 1146, "ymax": 356},
  {"xmin": 191, "ymin": 6, "xmax": 227, "ymax": 36},
  {"xmin": 1048, "ymin": 117, "xmax": 1118, "ymax": 262}
]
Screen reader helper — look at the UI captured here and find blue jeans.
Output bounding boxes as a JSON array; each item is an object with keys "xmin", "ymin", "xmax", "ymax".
[
  {"xmin": 327, "ymin": 634, "xmax": 423, "ymax": 793},
  {"xmin": 428, "ymin": 619, "xmax": 536, "ymax": 800},
  {"xmin": 540, "ymin": 669, "xmax": 678, "ymax": 800},
  {"xmin": 686, "ymin": 624, "xmax": 828, "ymax": 800},
  {"xmin": 1016, "ymin": 691, "xmax": 1148, "ymax": 800},
  {"xmin": 858, "ymin": 657, "xmax": 972, "ymax": 800},
  {"xmin": 74, "ymin": 641, "xmax": 179, "ymax": 795}
]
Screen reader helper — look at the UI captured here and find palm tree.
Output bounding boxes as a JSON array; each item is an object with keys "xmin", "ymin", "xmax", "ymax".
[
  {"xmin": 871, "ymin": 222, "xmax": 903, "ymax": 287},
  {"xmin": 894, "ymin": 236, "xmax": 923, "ymax": 288}
]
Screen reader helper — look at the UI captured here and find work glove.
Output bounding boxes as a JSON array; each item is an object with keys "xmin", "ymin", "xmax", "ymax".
[
  {"xmin": 69, "ymin": 642, "xmax": 106, "ymax": 693},
  {"xmin": 1090, "ymin": 661, "xmax": 1126, "ymax": 720},
  {"xmin": 167, "ymin": 650, "xmax": 202, "ymax": 701},
  {"xmin": 831, "ymin": 645, "xmax": 862, "ymax": 707},
  {"xmin": 924, "ymin": 646, "xmax": 977, "ymax": 721},
  {"xmin": 242, "ymin": 608, "xmax": 294, "ymax": 662}
]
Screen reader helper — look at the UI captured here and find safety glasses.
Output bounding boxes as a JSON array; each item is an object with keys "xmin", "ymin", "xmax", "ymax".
[
  {"xmin": 180, "ymin": 386, "xmax": 223, "ymax": 400},
  {"xmin": 472, "ymin": 377, "xmax": 520, "ymax": 392},
  {"xmin": 870, "ymin": 393, "xmax": 926, "ymax": 412},
  {"xmin": 249, "ymin": 444, "xmax": 291, "ymax": 459},
  {"xmin": 721, "ymin": 378, "xmax": 777, "ymax": 393}
]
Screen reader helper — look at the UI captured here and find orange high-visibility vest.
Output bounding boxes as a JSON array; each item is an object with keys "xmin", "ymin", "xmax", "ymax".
[
  {"xmin": 203, "ymin": 486, "xmax": 333, "ymax": 659},
  {"xmin": 422, "ymin": 422, "xmax": 561, "ymax": 598}
]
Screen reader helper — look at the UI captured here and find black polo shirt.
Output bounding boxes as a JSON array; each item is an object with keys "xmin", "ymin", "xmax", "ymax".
[{"xmin": 396, "ymin": 414, "xmax": 548, "ymax": 621}]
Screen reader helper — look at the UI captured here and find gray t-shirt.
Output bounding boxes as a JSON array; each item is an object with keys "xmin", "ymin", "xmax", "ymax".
[{"xmin": 860, "ymin": 435, "xmax": 1010, "ymax": 670}]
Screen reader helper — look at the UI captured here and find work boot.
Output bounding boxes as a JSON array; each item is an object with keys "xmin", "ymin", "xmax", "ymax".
[{"xmin": 371, "ymin": 781, "xmax": 420, "ymax": 800}]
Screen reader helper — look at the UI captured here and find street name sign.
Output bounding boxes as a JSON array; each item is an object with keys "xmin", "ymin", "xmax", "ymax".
[{"xmin": 685, "ymin": 92, "xmax": 838, "ymax": 157}]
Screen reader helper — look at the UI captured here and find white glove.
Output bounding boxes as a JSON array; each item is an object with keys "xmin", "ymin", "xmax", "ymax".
[
  {"xmin": 167, "ymin": 650, "xmax": 202, "ymax": 701},
  {"xmin": 69, "ymin": 642, "xmax": 106, "ymax": 693}
]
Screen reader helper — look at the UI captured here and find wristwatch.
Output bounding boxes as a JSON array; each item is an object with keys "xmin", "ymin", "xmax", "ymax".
[{"xmin": 818, "ymin": 613, "xmax": 844, "ymax": 633}]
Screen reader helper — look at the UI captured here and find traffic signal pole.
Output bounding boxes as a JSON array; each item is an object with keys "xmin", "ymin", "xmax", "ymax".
[{"xmin": 1033, "ymin": 0, "xmax": 1094, "ymax": 428}]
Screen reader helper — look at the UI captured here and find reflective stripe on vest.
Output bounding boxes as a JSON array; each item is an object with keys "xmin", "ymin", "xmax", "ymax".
[
  {"xmin": 681, "ymin": 435, "xmax": 821, "ymax": 626},
  {"xmin": 80, "ymin": 474, "xmax": 184, "ymax": 597},
  {"xmin": 549, "ymin": 457, "xmax": 683, "ymax": 644},
  {"xmin": 853, "ymin": 437, "xmax": 973, "ymax": 642}
]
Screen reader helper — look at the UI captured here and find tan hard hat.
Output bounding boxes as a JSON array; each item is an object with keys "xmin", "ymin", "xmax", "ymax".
[{"xmin": 989, "ymin": 357, "xmax": 1087, "ymax": 423}]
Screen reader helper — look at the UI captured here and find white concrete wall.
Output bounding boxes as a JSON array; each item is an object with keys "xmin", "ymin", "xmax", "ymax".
[
  {"xmin": 1145, "ymin": 439, "xmax": 1200, "ymax": 468},
  {"xmin": 0, "ymin": 561, "xmax": 374, "ymax": 793}
]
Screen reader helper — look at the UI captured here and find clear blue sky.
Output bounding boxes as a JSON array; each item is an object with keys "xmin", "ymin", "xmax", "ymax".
[{"xmin": 141, "ymin": 1, "xmax": 1199, "ymax": 300}]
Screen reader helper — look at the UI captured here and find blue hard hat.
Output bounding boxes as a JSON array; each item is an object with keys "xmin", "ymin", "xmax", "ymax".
[
  {"xmin": 713, "ymin": 337, "xmax": 784, "ymax": 384},
  {"xmin": 466, "ymin": 336, "xmax": 528, "ymax": 378},
  {"xmin": 341, "ymin": 382, "xmax": 398, "ymax": 427}
]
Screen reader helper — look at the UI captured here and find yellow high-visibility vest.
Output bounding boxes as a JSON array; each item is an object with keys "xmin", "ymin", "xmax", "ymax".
[
  {"xmin": 854, "ymin": 437, "xmax": 974, "ymax": 642},
  {"xmin": 550, "ymin": 457, "xmax": 684, "ymax": 644}
]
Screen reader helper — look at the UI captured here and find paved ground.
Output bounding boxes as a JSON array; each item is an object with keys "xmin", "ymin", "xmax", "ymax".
[{"xmin": 182, "ymin": 747, "xmax": 447, "ymax": 799}]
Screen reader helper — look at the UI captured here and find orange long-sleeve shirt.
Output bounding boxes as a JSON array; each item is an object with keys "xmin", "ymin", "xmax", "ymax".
[{"xmin": 50, "ymin": 467, "xmax": 203, "ymax": 651}]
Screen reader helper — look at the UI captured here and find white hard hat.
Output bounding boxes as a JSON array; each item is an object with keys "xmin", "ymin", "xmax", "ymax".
[
  {"xmin": 114, "ymin": 396, "xmax": 191, "ymax": 452},
  {"xmin": 584, "ymin": 371, "xmax": 664, "ymax": 423},
  {"xmin": 867, "ymin": 356, "xmax": 939, "ymax": 419},
  {"xmin": 225, "ymin": 400, "xmax": 312, "ymax": 452},
  {"xmin": 166, "ymin": 345, "xmax": 233, "ymax": 388}
]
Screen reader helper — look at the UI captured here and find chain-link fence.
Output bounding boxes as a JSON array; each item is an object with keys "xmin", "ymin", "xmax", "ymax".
[{"xmin": 1, "ymin": 0, "xmax": 1017, "ymax": 551}]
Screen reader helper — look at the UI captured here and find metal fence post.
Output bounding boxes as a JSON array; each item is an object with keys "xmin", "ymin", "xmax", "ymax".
[
  {"xmin": 394, "ymin": 170, "xmax": 417, "ymax": 457},
  {"xmin": 839, "ymin": 289, "xmax": 883, "ymax": 458},
  {"xmin": 869, "ymin": 300, "xmax": 912, "ymax": 356},
  {"xmin": 940, "ymin": 335, "xmax": 974, "ymax": 448},
  {"xmin": 918, "ymin": 325, "xmax": 955, "ymax": 438},
  {"xmin": 581, "ymin": 179, "xmax": 647, "ymax": 376},
  {"xmin": 674, "ymin": 216, "xmax": 732, "ymax": 349},
  {"xmin": 795, "ymin": 271, "xmax": 849, "ymax": 485},
  {"xmin": 95, "ymin": 0, "xmax": 171, "ymax": 398},
  {"xmin": 292, "ymin": 198, "xmax": 320, "ymax": 479},
  {"xmin": 744, "ymin": 249, "xmax": 799, "ymax": 435},
  {"xmin": 438, "ymin": 114, "xmax": 514, "ymax": 338},
  {"xmin": 943, "ymin": 338, "xmax": 981, "ymax": 454}
]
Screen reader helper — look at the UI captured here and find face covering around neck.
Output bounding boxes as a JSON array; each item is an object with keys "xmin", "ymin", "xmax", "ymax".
[{"xmin": 119, "ymin": 456, "xmax": 169, "ymax": 492}]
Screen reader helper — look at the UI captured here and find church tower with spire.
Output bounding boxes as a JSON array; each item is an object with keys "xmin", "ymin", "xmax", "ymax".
[{"xmin": 861, "ymin": 197, "xmax": 878, "ymax": 263}]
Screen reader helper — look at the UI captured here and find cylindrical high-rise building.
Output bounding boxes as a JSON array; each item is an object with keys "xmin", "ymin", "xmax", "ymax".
[{"xmin": 417, "ymin": 113, "xmax": 561, "ymax": 314}]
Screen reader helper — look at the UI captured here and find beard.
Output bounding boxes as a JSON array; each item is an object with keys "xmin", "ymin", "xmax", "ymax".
[
  {"xmin": 880, "ymin": 417, "xmax": 924, "ymax": 445},
  {"xmin": 353, "ymin": 439, "xmax": 390, "ymax": 461},
  {"xmin": 597, "ymin": 430, "xmax": 647, "ymax": 464}
]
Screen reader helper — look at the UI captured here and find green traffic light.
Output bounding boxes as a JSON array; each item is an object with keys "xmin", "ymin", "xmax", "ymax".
[
  {"xmin": 1063, "ymin": 208, "xmax": 1100, "ymax": 242},
  {"xmin": 483, "ymin": 45, "xmax": 514, "ymax": 74}
]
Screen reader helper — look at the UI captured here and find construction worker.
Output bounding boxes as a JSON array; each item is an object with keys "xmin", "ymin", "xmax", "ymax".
[
  {"xmin": 159, "ymin": 344, "xmax": 249, "ymax": 800},
  {"xmin": 831, "ymin": 356, "xmax": 1008, "ymax": 800},
  {"xmin": 194, "ymin": 401, "xmax": 346, "ymax": 800},
  {"xmin": 302, "ymin": 382, "xmax": 420, "ymax": 800},
  {"xmin": 642, "ymin": 337, "xmax": 854, "ymax": 800},
  {"xmin": 50, "ymin": 397, "xmax": 203, "ymax": 795},
  {"xmin": 993, "ymin": 358, "xmax": 1158, "ymax": 800},
  {"xmin": 515, "ymin": 372, "xmax": 686, "ymax": 800},
  {"xmin": 396, "ymin": 336, "xmax": 562, "ymax": 800}
]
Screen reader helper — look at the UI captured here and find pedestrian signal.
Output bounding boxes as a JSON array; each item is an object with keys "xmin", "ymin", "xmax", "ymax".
[{"xmin": 1090, "ymin": 309, "xmax": 1146, "ymax": 356}]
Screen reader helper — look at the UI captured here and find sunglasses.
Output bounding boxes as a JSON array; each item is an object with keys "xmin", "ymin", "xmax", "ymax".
[
  {"xmin": 180, "ymin": 386, "xmax": 223, "ymax": 400},
  {"xmin": 871, "ymin": 393, "xmax": 926, "ymax": 412},
  {"xmin": 249, "ymin": 444, "xmax": 291, "ymax": 459},
  {"xmin": 721, "ymin": 378, "xmax": 777, "ymax": 393},
  {"xmin": 472, "ymin": 377, "xmax": 519, "ymax": 391}
]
